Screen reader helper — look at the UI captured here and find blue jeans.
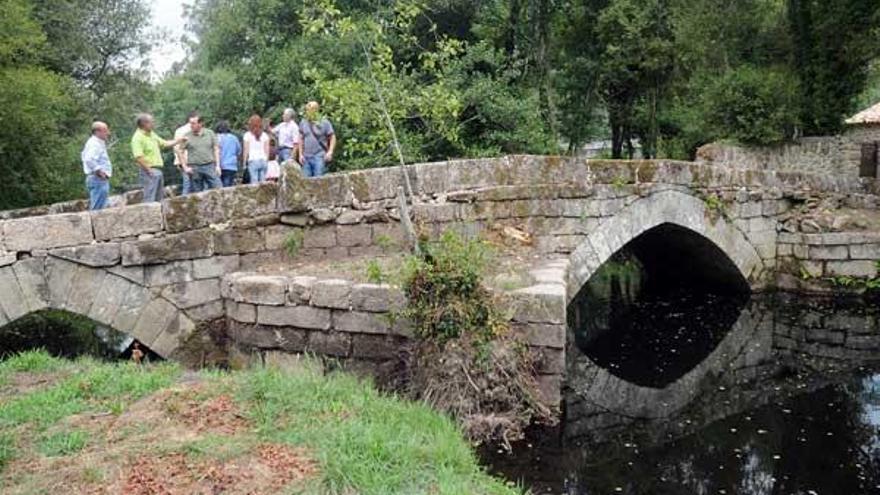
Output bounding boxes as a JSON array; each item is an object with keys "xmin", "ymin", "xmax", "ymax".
[
  {"xmin": 140, "ymin": 168, "xmax": 164, "ymax": 202},
  {"xmin": 191, "ymin": 164, "xmax": 222, "ymax": 192},
  {"xmin": 278, "ymin": 147, "xmax": 293, "ymax": 163},
  {"xmin": 180, "ymin": 171, "xmax": 193, "ymax": 195},
  {"xmin": 86, "ymin": 174, "xmax": 109, "ymax": 210},
  {"xmin": 247, "ymin": 159, "xmax": 267, "ymax": 184},
  {"xmin": 221, "ymin": 169, "xmax": 237, "ymax": 187},
  {"xmin": 303, "ymin": 154, "xmax": 325, "ymax": 177}
]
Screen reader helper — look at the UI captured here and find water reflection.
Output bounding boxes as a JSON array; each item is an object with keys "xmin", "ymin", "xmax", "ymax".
[{"xmin": 485, "ymin": 294, "xmax": 880, "ymax": 494}]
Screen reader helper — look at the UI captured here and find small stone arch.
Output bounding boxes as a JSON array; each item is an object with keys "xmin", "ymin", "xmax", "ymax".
[
  {"xmin": 0, "ymin": 257, "xmax": 193, "ymax": 358},
  {"xmin": 566, "ymin": 190, "xmax": 766, "ymax": 302}
]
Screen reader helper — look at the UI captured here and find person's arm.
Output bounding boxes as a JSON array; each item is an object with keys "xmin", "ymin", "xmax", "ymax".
[
  {"xmin": 262, "ymin": 135, "xmax": 270, "ymax": 160},
  {"xmin": 134, "ymin": 156, "xmax": 153, "ymax": 176},
  {"xmin": 160, "ymin": 135, "xmax": 186, "ymax": 149},
  {"xmin": 297, "ymin": 130, "xmax": 305, "ymax": 165},
  {"xmin": 214, "ymin": 135, "xmax": 221, "ymax": 175},
  {"xmin": 242, "ymin": 135, "xmax": 250, "ymax": 164},
  {"xmin": 326, "ymin": 133, "xmax": 337, "ymax": 162}
]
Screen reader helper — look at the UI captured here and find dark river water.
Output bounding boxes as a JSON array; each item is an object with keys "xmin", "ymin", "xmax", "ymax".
[{"xmin": 483, "ymin": 292, "xmax": 880, "ymax": 495}]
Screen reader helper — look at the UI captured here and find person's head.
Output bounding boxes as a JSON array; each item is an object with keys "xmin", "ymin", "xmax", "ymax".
[
  {"xmin": 191, "ymin": 115, "xmax": 205, "ymax": 133},
  {"xmin": 304, "ymin": 101, "xmax": 320, "ymax": 121},
  {"xmin": 268, "ymin": 145, "xmax": 277, "ymax": 161},
  {"xmin": 136, "ymin": 113, "xmax": 154, "ymax": 132},
  {"xmin": 186, "ymin": 111, "xmax": 199, "ymax": 126},
  {"xmin": 282, "ymin": 108, "xmax": 295, "ymax": 122},
  {"xmin": 216, "ymin": 120, "xmax": 230, "ymax": 134},
  {"xmin": 91, "ymin": 121, "xmax": 110, "ymax": 141},
  {"xmin": 247, "ymin": 114, "xmax": 262, "ymax": 136}
]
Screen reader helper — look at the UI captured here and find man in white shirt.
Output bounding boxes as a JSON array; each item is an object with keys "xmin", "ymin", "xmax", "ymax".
[
  {"xmin": 81, "ymin": 121, "xmax": 112, "ymax": 210},
  {"xmin": 273, "ymin": 108, "xmax": 300, "ymax": 164},
  {"xmin": 174, "ymin": 111, "xmax": 198, "ymax": 195}
]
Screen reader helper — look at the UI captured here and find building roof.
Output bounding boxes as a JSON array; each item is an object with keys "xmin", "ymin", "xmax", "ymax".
[{"xmin": 846, "ymin": 102, "xmax": 880, "ymax": 125}]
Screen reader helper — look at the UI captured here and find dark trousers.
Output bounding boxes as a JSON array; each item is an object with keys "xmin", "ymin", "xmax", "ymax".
[{"xmin": 221, "ymin": 169, "xmax": 237, "ymax": 187}]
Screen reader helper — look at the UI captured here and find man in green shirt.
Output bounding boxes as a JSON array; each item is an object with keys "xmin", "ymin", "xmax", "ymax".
[
  {"xmin": 131, "ymin": 113, "xmax": 186, "ymax": 202},
  {"xmin": 181, "ymin": 115, "xmax": 221, "ymax": 192}
]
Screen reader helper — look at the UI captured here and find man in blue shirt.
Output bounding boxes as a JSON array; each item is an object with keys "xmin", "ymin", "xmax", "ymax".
[
  {"xmin": 216, "ymin": 120, "xmax": 241, "ymax": 187},
  {"xmin": 81, "ymin": 121, "xmax": 112, "ymax": 210}
]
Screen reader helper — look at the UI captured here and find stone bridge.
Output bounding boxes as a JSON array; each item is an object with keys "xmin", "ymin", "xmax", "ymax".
[{"xmin": 1, "ymin": 156, "xmax": 879, "ymax": 407}]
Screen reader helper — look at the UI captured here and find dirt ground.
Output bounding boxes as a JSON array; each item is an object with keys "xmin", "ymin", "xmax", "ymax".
[{"xmin": 1, "ymin": 376, "xmax": 317, "ymax": 495}]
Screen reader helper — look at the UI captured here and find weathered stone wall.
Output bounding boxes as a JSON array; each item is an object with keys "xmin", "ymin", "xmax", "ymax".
[
  {"xmin": 696, "ymin": 125, "xmax": 880, "ymax": 178},
  {"xmin": 1, "ymin": 155, "xmax": 879, "ymax": 410},
  {"xmin": 776, "ymin": 232, "xmax": 880, "ymax": 292}
]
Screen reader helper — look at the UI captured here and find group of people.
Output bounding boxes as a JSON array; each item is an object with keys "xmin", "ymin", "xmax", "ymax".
[{"xmin": 81, "ymin": 101, "xmax": 336, "ymax": 210}]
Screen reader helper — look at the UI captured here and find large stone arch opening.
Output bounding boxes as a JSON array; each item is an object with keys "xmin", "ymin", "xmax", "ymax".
[
  {"xmin": 0, "ymin": 258, "xmax": 193, "ymax": 358},
  {"xmin": 567, "ymin": 190, "xmax": 765, "ymax": 302}
]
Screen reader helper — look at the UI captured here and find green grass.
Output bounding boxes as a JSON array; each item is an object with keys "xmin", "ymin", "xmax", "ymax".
[
  {"xmin": 0, "ymin": 350, "xmax": 518, "ymax": 495},
  {"xmin": 238, "ymin": 366, "xmax": 519, "ymax": 495},
  {"xmin": 37, "ymin": 430, "xmax": 88, "ymax": 457}
]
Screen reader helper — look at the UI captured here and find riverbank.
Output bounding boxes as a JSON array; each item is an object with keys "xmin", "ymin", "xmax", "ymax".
[{"xmin": 0, "ymin": 350, "xmax": 519, "ymax": 494}]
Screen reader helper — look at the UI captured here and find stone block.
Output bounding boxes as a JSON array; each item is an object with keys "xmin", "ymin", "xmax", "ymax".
[
  {"xmin": 333, "ymin": 311, "xmax": 391, "ymax": 334},
  {"xmin": 508, "ymin": 285, "xmax": 566, "ymax": 324},
  {"xmin": 185, "ymin": 300, "xmax": 226, "ymax": 322},
  {"xmin": 88, "ymin": 273, "xmax": 132, "ymax": 326},
  {"xmin": 348, "ymin": 167, "xmax": 401, "ymax": 203},
  {"xmin": 371, "ymin": 222, "xmax": 405, "ymax": 247},
  {"xmin": 809, "ymin": 245, "xmax": 849, "ymax": 261},
  {"xmin": 350, "ymin": 283, "xmax": 405, "ymax": 313},
  {"xmin": 92, "ymin": 203, "xmax": 164, "ymax": 241},
  {"xmin": 310, "ymin": 279, "xmax": 352, "ymax": 309},
  {"xmin": 193, "ymin": 255, "xmax": 240, "ymax": 279},
  {"xmin": 825, "ymin": 260, "xmax": 878, "ymax": 279},
  {"xmin": 232, "ymin": 275, "xmax": 288, "ymax": 305},
  {"xmin": 301, "ymin": 175, "xmax": 353, "ymax": 209},
  {"xmin": 213, "ymin": 228, "xmax": 266, "ymax": 255},
  {"xmin": 49, "ymin": 243, "xmax": 121, "ymax": 267},
  {"xmin": 257, "ymin": 305, "xmax": 331, "ymax": 330},
  {"xmin": 511, "ymin": 323, "xmax": 565, "ymax": 349},
  {"xmin": 350, "ymin": 334, "xmax": 403, "ymax": 360},
  {"xmin": 65, "ymin": 265, "xmax": 107, "ymax": 315},
  {"xmin": 280, "ymin": 214, "xmax": 310, "ymax": 227},
  {"xmin": 850, "ymin": 244, "xmax": 880, "ymax": 260},
  {"xmin": 45, "ymin": 257, "xmax": 79, "ymax": 309},
  {"xmin": 3, "ymin": 212, "xmax": 93, "ymax": 251},
  {"xmin": 277, "ymin": 328, "xmax": 309, "ymax": 352},
  {"xmin": 288, "ymin": 276, "xmax": 317, "ymax": 304},
  {"xmin": 12, "ymin": 257, "xmax": 48, "ymax": 313},
  {"xmin": 0, "ymin": 266, "xmax": 29, "ymax": 321},
  {"xmin": 336, "ymin": 224, "xmax": 372, "ymax": 247},
  {"xmin": 302, "ymin": 225, "xmax": 337, "ymax": 249},
  {"xmin": 264, "ymin": 225, "xmax": 300, "ymax": 251},
  {"xmin": 532, "ymin": 347, "xmax": 565, "ymax": 375},
  {"xmin": 110, "ymin": 284, "xmax": 151, "ymax": 334},
  {"xmin": 163, "ymin": 183, "xmax": 278, "ymax": 233},
  {"xmin": 230, "ymin": 322, "xmax": 280, "ymax": 349},
  {"xmin": 131, "ymin": 297, "xmax": 180, "ymax": 349},
  {"xmin": 161, "ymin": 279, "xmax": 221, "ymax": 309},
  {"xmin": 263, "ymin": 351, "xmax": 319, "ymax": 371},
  {"xmin": 307, "ymin": 331, "xmax": 352, "ymax": 357},
  {"xmin": 121, "ymin": 229, "xmax": 213, "ymax": 266},
  {"xmin": 535, "ymin": 374, "xmax": 562, "ymax": 408},
  {"xmin": 413, "ymin": 161, "xmax": 449, "ymax": 195},
  {"xmin": 239, "ymin": 251, "xmax": 283, "ymax": 271},
  {"xmin": 228, "ymin": 302, "xmax": 257, "ymax": 323},
  {"xmin": 0, "ymin": 251, "xmax": 15, "ymax": 267},
  {"xmin": 144, "ymin": 260, "xmax": 194, "ymax": 286},
  {"xmin": 107, "ymin": 265, "xmax": 145, "ymax": 285}
]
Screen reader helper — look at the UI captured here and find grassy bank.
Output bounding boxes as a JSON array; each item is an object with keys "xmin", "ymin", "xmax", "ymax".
[{"xmin": 0, "ymin": 350, "xmax": 519, "ymax": 494}]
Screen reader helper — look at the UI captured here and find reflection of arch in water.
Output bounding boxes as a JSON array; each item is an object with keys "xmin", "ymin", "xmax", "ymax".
[
  {"xmin": 566, "ymin": 190, "xmax": 767, "ymax": 303},
  {"xmin": 0, "ymin": 257, "xmax": 193, "ymax": 358},
  {"xmin": 565, "ymin": 297, "xmax": 772, "ymax": 426}
]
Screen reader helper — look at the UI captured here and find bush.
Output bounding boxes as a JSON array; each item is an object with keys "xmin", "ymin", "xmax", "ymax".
[{"xmin": 698, "ymin": 65, "xmax": 799, "ymax": 145}]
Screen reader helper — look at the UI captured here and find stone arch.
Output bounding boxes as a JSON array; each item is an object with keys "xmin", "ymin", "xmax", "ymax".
[
  {"xmin": 0, "ymin": 257, "xmax": 193, "ymax": 358},
  {"xmin": 566, "ymin": 190, "xmax": 766, "ymax": 302}
]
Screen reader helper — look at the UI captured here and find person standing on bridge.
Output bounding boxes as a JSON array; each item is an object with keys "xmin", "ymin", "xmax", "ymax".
[
  {"xmin": 243, "ymin": 114, "xmax": 271, "ymax": 184},
  {"xmin": 131, "ymin": 113, "xmax": 186, "ymax": 203},
  {"xmin": 273, "ymin": 108, "xmax": 300, "ymax": 164},
  {"xmin": 181, "ymin": 115, "xmax": 222, "ymax": 192},
  {"xmin": 81, "ymin": 121, "xmax": 112, "ymax": 210},
  {"xmin": 173, "ymin": 112, "xmax": 198, "ymax": 195},
  {"xmin": 216, "ymin": 120, "xmax": 241, "ymax": 187},
  {"xmin": 297, "ymin": 101, "xmax": 336, "ymax": 178}
]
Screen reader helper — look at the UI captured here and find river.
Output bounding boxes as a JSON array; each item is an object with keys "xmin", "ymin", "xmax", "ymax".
[{"xmin": 483, "ymin": 292, "xmax": 880, "ymax": 494}]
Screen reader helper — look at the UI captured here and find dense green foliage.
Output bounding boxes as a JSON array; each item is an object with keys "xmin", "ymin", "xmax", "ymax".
[{"xmin": 2, "ymin": 0, "xmax": 880, "ymax": 207}]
